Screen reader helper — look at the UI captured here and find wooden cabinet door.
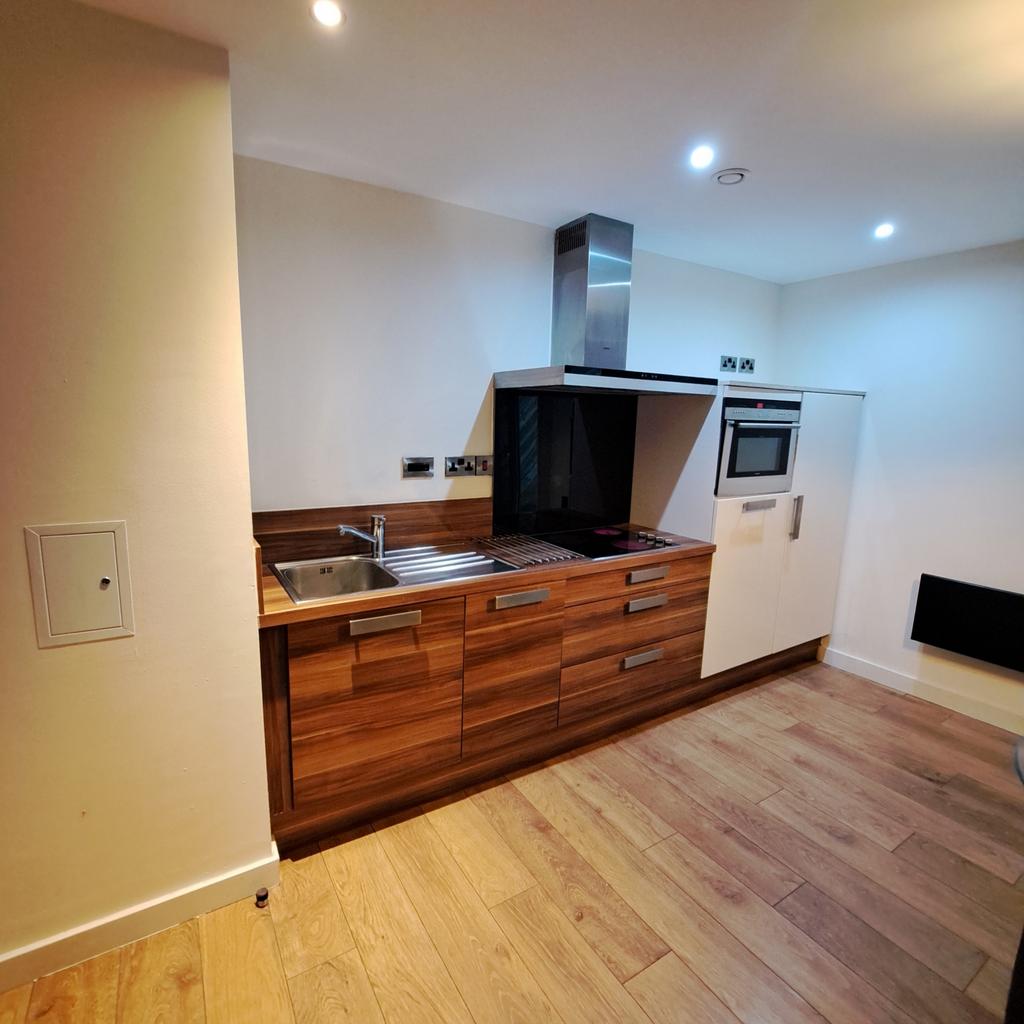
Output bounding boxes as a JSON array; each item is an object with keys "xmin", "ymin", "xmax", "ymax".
[
  {"xmin": 701, "ymin": 495, "xmax": 790, "ymax": 677},
  {"xmin": 773, "ymin": 392, "xmax": 862, "ymax": 652},
  {"xmin": 288, "ymin": 597, "xmax": 465, "ymax": 806},
  {"xmin": 559, "ymin": 630, "xmax": 704, "ymax": 727},
  {"xmin": 463, "ymin": 581, "xmax": 565, "ymax": 759}
]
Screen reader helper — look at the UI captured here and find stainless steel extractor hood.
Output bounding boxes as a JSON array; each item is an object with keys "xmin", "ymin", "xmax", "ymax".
[{"xmin": 494, "ymin": 213, "xmax": 718, "ymax": 397}]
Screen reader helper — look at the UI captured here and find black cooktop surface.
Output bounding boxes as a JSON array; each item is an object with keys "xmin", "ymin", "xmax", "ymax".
[{"xmin": 538, "ymin": 526, "xmax": 676, "ymax": 560}]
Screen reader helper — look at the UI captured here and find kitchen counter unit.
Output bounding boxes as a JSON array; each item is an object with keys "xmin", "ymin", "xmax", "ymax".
[
  {"xmin": 257, "ymin": 528, "xmax": 714, "ymax": 628},
  {"xmin": 256, "ymin": 523, "xmax": 819, "ymax": 849}
]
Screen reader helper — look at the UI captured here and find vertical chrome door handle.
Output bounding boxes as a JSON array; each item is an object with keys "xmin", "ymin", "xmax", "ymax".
[{"xmin": 790, "ymin": 494, "xmax": 805, "ymax": 540}]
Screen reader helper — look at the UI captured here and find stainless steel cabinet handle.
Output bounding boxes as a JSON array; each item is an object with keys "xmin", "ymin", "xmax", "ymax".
[
  {"xmin": 349, "ymin": 609, "xmax": 422, "ymax": 636},
  {"xmin": 742, "ymin": 498, "xmax": 777, "ymax": 513},
  {"xmin": 623, "ymin": 647, "xmax": 664, "ymax": 670},
  {"xmin": 628, "ymin": 565, "xmax": 668, "ymax": 584},
  {"xmin": 790, "ymin": 494, "xmax": 805, "ymax": 540},
  {"xmin": 494, "ymin": 587, "xmax": 550, "ymax": 610},
  {"xmin": 626, "ymin": 593, "xmax": 669, "ymax": 614}
]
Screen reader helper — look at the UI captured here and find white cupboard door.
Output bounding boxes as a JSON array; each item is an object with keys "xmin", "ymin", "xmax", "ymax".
[
  {"xmin": 772, "ymin": 392, "xmax": 863, "ymax": 653},
  {"xmin": 701, "ymin": 494, "xmax": 790, "ymax": 677}
]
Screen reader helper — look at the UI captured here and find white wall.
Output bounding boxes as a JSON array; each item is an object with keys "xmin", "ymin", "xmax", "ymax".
[
  {"xmin": 629, "ymin": 250, "xmax": 779, "ymax": 383},
  {"xmin": 0, "ymin": 0, "xmax": 274, "ymax": 986},
  {"xmin": 776, "ymin": 241, "xmax": 1024, "ymax": 731},
  {"xmin": 628, "ymin": 255, "xmax": 780, "ymax": 540},
  {"xmin": 235, "ymin": 156, "xmax": 781, "ymax": 511}
]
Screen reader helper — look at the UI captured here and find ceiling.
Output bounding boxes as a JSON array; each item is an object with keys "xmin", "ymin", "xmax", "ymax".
[{"xmin": 87, "ymin": 0, "xmax": 1024, "ymax": 283}]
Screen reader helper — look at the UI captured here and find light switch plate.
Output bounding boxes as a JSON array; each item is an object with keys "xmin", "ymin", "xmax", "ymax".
[
  {"xmin": 473, "ymin": 455, "xmax": 492, "ymax": 476},
  {"xmin": 24, "ymin": 521, "xmax": 135, "ymax": 648},
  {"xmin": 402, "ymin": 456, "xmax": 434, "ymax": 478}
]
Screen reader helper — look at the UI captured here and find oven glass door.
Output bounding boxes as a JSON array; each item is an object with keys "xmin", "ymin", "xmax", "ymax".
[{"xmin": 718, "ymin": 422, "xmax": 799, "ymax": 496}]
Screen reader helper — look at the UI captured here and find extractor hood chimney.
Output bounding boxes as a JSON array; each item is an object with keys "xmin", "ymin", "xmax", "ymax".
[
  {"xmin": 552, "ymin": 213, "xmax": 633, "ymax": 369},
  {"xmin": 494, "ymin": 213, "xmax": 717, "ymax": 396}
]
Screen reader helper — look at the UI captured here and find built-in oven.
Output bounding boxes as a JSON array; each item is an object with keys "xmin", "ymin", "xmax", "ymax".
[{"xmin": 716, "ymin": 391, "xmax": 801, "ymax": 497}]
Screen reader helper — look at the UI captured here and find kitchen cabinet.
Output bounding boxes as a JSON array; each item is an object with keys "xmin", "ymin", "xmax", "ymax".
[
  {"xmin": 256, "ymin": 527, "xmax": 765, "ymax": 850},
  {"xmin": 701, "ymin": 390, "xmax": 863, "ymax": 677},
  {"xmin": 462, "ymin": 581, "xmax": 565, "ymax": 759},
  {"xmin": 772, "ymin": 391, "xmax": 862, "ymax": 652},
  {"xmin": 288, "ymin": 597, "xmax": 465, "ymax": 806},
  {"xmin": 562, "ymin": 579, "xmax": 709, "ymax": 666},
  {"xmin": 701, "ymin": 495, "xmax": 791, "ymax": 677},
  {"xmin": 561, "ymin": 556, "xmax": 710, "ymax": 724},
  {"xmin": 559, "ymin": 630, "xmax": 704, "ymax": 726}
]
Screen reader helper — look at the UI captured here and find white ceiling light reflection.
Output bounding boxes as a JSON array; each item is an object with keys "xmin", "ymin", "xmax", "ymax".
[
  {"xmin": 311, "ymin": 1, "xmax": 345, "ymax": 28},
  {"xmin": 689, "ymin": 145, "xmax": 715, "ymax": 170}
]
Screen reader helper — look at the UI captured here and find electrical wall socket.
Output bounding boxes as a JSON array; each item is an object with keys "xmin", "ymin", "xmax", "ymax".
[
  {"xmin": 444, "ymin": 456, "xmax": 476, "ymax": 477},
  {"xmin": 720, "ymin": 355, "xmax": 738, "ymax": 372},
  {"xmin": 738, "ymin": 357, "xmax": 756, "ymax": 374}
]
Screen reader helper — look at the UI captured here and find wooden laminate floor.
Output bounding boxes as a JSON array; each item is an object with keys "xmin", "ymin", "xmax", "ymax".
[{"xmin": 5, "ymin": 662, "xmax": 1022, "ymax": 1023}]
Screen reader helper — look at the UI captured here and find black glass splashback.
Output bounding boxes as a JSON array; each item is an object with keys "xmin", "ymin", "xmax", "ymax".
[{"xmin": 493, "ymin": 390, "xmax": 638, "ymax": 534}]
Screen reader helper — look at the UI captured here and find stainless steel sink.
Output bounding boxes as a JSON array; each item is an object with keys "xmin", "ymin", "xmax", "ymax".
[
  {"xmin": 271, "ymin": 555, "xmax": 399, "ymax": 603},
  {"xmin": 272, "ymin": 546, "xmax": 518, "ymax": 605}
]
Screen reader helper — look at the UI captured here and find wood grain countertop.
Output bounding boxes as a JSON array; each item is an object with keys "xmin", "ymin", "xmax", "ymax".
[{"xmin": 258, "ymin": 529, "xmax": 714, "ymax": 629}]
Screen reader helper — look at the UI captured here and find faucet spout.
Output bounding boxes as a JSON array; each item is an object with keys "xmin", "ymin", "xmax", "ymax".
[{"xmin": 338, "ymin": 514, "xmax": 387, "ymax": 560}]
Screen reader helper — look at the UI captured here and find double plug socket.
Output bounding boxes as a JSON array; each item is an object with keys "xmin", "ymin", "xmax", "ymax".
[
  {"xmin": 721, "ymin": 355, "xmax": 756, "ymax": 374},
  {"xmin": 445, "ymin": 456, "xmax": 491, "ymax": 477}
]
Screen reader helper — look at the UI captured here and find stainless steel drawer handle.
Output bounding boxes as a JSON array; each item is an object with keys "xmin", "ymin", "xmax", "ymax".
[
  {"xmin": 742, "ymin": 498, "xmax": 777, "ymax": 513},
  {"xmin": 626, "ymin": 593, "xmax": 669, "ymax": 614},
  {"xmin": 349, "ymin": 609, "xmax": 422, "ymax": 636},
  {"xmin": 494, "ymin": 587, "xmax": 550, "ymax": 610},
  {"xmin": 623, "ymin": 647, "xmax": 664, "ymax": 670},
  {"xmin": 628, "ymin": 565, "xmax": 668, "ymax": 585}
]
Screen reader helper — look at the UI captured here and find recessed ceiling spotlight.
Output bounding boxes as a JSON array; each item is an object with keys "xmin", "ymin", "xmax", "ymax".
[
  {"xmin": 873, "ymin": 222, "xmax": 895, "ymax": 239},
  {"xmin": 311, "ymin": 0, "xmax": 345, "ymax": 28},
  {"xmin": 689, "ymin": 145, "xmax": 715, "ymax": 170},
  {"xmin": 713, "ymin": 167, "xmax": 749, "ymax": 186}
]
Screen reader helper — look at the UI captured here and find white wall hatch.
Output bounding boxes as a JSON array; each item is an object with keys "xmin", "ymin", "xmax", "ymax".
[{"xmin": 24, "ymin": 521, "xmax": 135, "ymax": 648}]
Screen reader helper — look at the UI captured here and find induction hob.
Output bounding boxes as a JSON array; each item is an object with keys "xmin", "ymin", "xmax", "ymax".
[{"xmin": 537, "ymin": 526, "xmax": 676, "ymax": 560}]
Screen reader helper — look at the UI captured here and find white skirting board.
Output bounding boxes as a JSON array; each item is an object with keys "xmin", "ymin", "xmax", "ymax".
[
  {"xmin": 822, "ymin": 647, "xmax": 1024, "ymax": 735},
  {"xmin": 0, "ymin": 842, "xmax": 279, "ymax": 992}
]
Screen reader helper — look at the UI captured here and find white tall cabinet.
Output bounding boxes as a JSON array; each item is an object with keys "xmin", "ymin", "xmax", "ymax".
[{"xmin": 701, "ymin": 389, "xmax": 863, "ymax": 678}]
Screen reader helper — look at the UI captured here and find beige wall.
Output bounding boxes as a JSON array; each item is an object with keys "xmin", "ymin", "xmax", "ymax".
[
  {"xmin": 0, "ymin": 0, "xmax": 273, "ymax": 983},
  {"xmin": 234, "ymin": 155, "xmax": 780, "ymax": 512},
  {"xmin": 776, "ymin": 242, "xmax": 1024, "ymax": 731}
]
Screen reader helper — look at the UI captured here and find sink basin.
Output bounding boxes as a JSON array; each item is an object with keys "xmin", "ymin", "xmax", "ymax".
[{"xmin": 272, "ymin": 556, "xmax": 399, "ymax": 604}]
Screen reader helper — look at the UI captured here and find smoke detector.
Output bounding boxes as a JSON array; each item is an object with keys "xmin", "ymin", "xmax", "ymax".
[{"xmin": 713, "ymin": 167, "xmax": 749, "ymax": 186}]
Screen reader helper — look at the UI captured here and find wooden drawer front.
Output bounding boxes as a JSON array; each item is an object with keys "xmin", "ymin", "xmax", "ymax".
[
  {"xmin": 559, "ymin": 631, "xmax": 704, "ymax": 727},
  {"xmin": 465, "ymin": 579, "xmax": 566, "ymax": 630},
  {"xmin": 562, "ymin": 578, "xmax": 709, "ymax": 667},
  {"xmin": 565, "ymin": 554, "xmax": 711, "ymax": 606},
  {"xmin": 289, "ymin": 597, "xmax": 465, "ymax": 806},
  {"xmin": 463, "ymin": 583, "xmax": 565, "ymax": 759}
]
